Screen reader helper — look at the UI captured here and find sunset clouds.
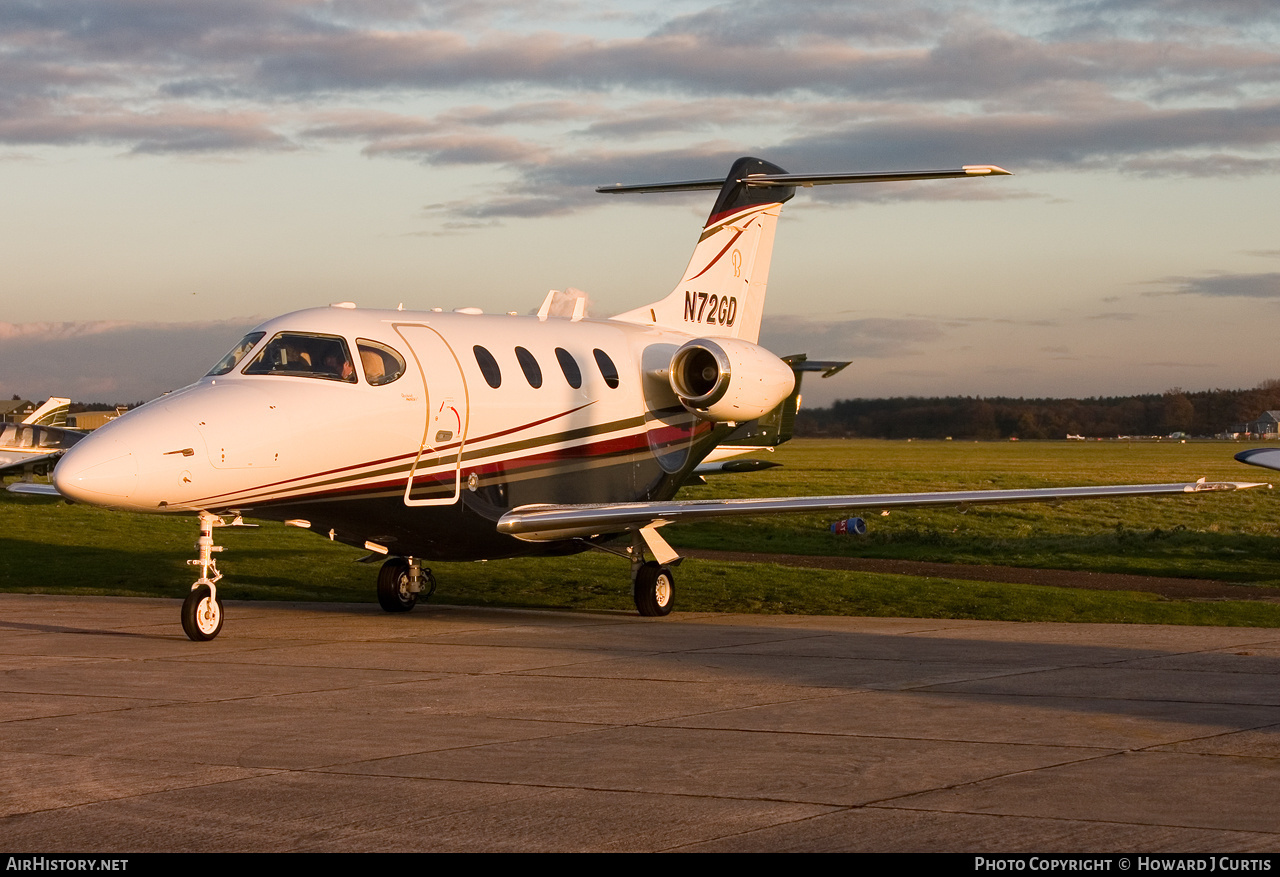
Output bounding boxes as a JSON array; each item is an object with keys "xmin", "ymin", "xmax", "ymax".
[
  {"xmin": 5, "ymin": 1, "xmax": 1277, "ymax": 207},
  {"xmin": 3, "ymin": 1, "xmax": 1280, "ymax": 402}
]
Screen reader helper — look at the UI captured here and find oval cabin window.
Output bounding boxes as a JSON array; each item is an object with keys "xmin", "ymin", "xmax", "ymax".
[
  {"xmin": 555, "ymin": 348, "xmax": 581, "ymax": 389},
  {"xmin": 473, "ymin": 346, "xmax": 502, "ymax": 389},
  {"xmin": 515, "ymin": 347, "xmax": 543, "ymax": 389},
  {"xmin": 593, "ymin": 349, "xmax": 619, "ymax": 389}
]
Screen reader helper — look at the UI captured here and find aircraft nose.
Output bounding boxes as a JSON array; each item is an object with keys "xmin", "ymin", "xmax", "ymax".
[{"xmin": 53, "ymin": 435, "xmax": 138, "ymax": 506}]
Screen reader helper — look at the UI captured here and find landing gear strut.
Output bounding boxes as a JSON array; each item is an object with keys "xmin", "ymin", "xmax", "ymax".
[
  {"xmin": 180, "ymin": 511, "xmax": 255, "ymax": 641},
  {"xmin": 377, "ymin": 556, "xmax": 435, "ymax": 613},
  {"xmin": 182, "ymin": 511, "xmax": 225, "ymax": 641}
]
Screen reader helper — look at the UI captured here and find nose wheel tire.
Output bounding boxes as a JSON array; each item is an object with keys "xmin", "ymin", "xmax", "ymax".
[
  {"xmin": 377, "ymin": 557, "xmax": 417, "ymax": 613},
  {"xmin": 181, "ymin": 585, "xmax": 224, "ymax": 641},
  {"xmin": 633, "ymin": 561, "xmax": 674, "ymax": 617}
]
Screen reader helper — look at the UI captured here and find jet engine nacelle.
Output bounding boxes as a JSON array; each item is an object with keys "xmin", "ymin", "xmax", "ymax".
[{"xmin": 669, "ymin": 337, "xmax": 796, "ymax": 423}]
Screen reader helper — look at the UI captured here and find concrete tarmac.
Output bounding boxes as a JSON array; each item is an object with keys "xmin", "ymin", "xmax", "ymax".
[{"xmin": 1, "ymin": 593, "xmax": 1278, "ymax": 852}]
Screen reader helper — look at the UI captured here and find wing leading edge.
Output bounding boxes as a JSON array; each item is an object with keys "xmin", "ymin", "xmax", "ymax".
[{"xmin": 497, "ymin": 479, "xmax": 1269, "ymax": 542}]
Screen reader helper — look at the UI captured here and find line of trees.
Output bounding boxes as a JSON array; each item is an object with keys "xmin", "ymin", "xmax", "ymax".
[{"xmin": 795, "ymin": 381, "xmax": 1280, "ymax": 440}]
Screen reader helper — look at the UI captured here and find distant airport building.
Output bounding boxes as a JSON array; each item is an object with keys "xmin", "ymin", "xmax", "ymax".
[
  {"xmin": 0, "ymin": 400, "xmax": 37, "ymax": 423},
  {"xmin": 1232, "ymin": 411, "xmax": 1280, "ymax": 438},
  {"xmin": 69, "ymin": 408, "xmax": 126, "ymax": 430}
]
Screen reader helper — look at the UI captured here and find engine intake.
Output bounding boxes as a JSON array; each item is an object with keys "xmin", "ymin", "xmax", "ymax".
[{"xmin": 669, "ymin": 338, "xmax": 795, "ymax": 423}]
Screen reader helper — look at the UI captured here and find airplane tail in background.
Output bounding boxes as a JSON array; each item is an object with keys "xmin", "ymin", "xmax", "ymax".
[
  {"xmin": 602, "ymin": 157, "xmax": 1011, "ymax": 343},
  {"xmin": 609, "ymin": 157, "xmax": 794, "ymax": 344},
  {"xmin": 22, "ymin": 397, "xmax": 70, "ymax": 427}
]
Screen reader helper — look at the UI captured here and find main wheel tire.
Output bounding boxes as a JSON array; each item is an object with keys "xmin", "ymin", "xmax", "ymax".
[
  {"xmin": 181, "ymin": 585, "xmax": 224, "ymax": 641},
  {"xmin": 633, "ymin": 561, "xmax": 674, "ymax": 617},
  {"xmin": 377, "ymin": 557, "xmax": 416, "ymax": 613}
]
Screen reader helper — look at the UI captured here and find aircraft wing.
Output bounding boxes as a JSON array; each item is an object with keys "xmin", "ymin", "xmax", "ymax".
[
  {"xmin": 1236, "ymin": 448, "xmax": 1280, "ymax": 472},
  {"xmin": 6, "ymin": 481, "xmax": 61, "ymax": 497},
  {"xmin": 0, "ymin": 423, "xmax": 85, "ymax": 477},
  {"xmin": 0, "ymin": 451, "xmax": 65, "ymax": 476},
  {"xmin": 497, "ymin": 479, "xmax": 1269, "ymax": 542}
]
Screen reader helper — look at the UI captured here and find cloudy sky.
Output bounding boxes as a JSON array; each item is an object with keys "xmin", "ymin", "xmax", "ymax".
[{"xmin": 3, "ymin": 0, "xmax": 1279, "ymax": 405}]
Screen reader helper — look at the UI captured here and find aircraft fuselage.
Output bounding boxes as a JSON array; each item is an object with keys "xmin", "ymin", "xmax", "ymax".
[{"xmin": 53, "ymin": 305, "xmax": 727, "ymax": 560}]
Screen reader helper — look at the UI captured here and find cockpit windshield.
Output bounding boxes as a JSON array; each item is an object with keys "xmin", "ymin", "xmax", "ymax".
[
  {"xmin": 242, "ymin": 332, "xmax": 357, "ymax": 383},
  {"xmin": 206, "ymin": 332, "xmax": 265, "ymax": 377}
]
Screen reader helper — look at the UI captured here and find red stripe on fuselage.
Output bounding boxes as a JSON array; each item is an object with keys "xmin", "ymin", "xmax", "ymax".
[
  {"xmin": 187, "ymin": 401, "xmax": 599, "ymax": 506},
  {"xmin": 241, "ymin": 427, "xmax": 666, "ymax": 507}
]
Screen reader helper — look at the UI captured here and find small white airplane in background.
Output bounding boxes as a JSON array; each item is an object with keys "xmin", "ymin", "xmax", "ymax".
[
  {"xmin": 0, "ymin": 398, "xmax": 82, "ymax": 477},
  {"xmin": 16, "ymin": 157, "xmax": 1268, "ymax": 640},
  {"xmin": 23, "ymin": 396, "xmax": 72, "ymax": 427}
]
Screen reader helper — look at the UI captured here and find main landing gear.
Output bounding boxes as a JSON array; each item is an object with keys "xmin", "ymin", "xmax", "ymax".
[
  {"xmin": 629, "ymin": 527, "xmax": 678, "ymax": 617},
  {"xmin": 377, "ymin": 556, "xmax": 436, "ymax": 613},
  {"xmin": 633, "ymin": 561, "xmax": 674, "ymax": 617}
]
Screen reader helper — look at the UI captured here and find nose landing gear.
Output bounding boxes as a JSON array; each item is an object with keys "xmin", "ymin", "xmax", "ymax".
[
  {"xmin": 180, "ymin": 510, "xmax": 255, "ymax": 641},
  {"xmin": 182, "ymin": 584, "xmax": 223, "ymax": 641},
  {"xmin": 182, "ymin": 511, "xmax": 225, "ymax": 641}
]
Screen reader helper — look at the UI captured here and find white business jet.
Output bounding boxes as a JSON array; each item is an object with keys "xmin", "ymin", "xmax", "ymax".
[{"xmin": 30, "ymin": 157, "xmax": 1267, "ymax": 640}]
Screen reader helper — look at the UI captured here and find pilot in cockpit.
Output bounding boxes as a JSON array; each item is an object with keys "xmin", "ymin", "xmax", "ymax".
[
  {"xmin": 323, "ymin": 350, "xmax": 356, "ymax": 382},
  {"xmin": 282, "ymin": 340, "xmax": 313, "ymax": 370}
]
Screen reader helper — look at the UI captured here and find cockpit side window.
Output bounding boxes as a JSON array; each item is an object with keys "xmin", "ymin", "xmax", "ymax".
[
  {"xmin": 207, "ymin": 332, "xmax": 265, "ymax": 376},
  {"xmin": 356, "ymin": 339, "xmax": 406, "ymax": 386},
  {"xmin": 242, "ymin": 332, "xmax": 356, "ymax": 382}
]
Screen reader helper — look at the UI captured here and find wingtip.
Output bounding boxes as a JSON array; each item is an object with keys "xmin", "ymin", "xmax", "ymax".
[
  {"xmin": 6, "ymin": 481, "xmax": 63, "ymax": 497},
  {"xmin": 963, "ymin": 165, "xmax": 1013, "ymax": 176},
  {"xmin": 1235, "ymin": 447, "xmax": 1280, "ymax": 473}
]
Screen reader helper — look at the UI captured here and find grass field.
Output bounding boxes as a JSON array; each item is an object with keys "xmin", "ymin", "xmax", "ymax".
[
  {"xmin": 670, "ymin": 439, "xmax": 1280, "ymax": 583},
  {"xmin": 4, "ymin": 438, "xmax": 1280, "ymax": 626}
]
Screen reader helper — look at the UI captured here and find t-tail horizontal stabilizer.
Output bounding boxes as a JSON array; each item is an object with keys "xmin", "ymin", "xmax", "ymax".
[
  {"xmin": 595, "ymin": 165, "xmax": 1012, "ymax": 194},
  {"xmin": 606, "ymin": 157, "xmax": 1011, "ymax": 345}
]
